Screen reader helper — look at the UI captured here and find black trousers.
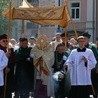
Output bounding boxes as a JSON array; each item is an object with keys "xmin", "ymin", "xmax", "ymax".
[
  {"xmin": 54, "ymin": 77, "xmax": 70, "ymax": 98},
  {"xmin": 14, "ymin": 92, "xmax": 29, "ymax": 98},
  {"xmin": 54, "ymin": 81, "xmax": 66, "ymax": 98},
  {"xmin": 69, "ymin": 85, "xmax": 92, "ymax": 98},
  {"xmin": 0, "ymin": 86, "xmax": 4, "ymax": 98},
  {"xmin": 91, "ymin": 68, "xmax": 98, "ymax": 98}
]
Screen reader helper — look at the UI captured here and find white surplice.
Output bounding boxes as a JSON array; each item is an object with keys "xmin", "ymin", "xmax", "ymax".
[
  {"xmin": 65, "ymin": 48, "xmax": 97, "ymax": 86},
  {"xmin": 0, "ymin": 50, "xmax": 8, "ymax": 86}
]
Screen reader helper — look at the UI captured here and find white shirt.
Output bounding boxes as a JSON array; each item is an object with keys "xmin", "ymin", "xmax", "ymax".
[
  {"xmin": 50, "ymin": 40, "xmax": 62, "ymax": 50},
  {"xmin": 0, "ymin": 50, "xmax": 8, "ymax": 86},
  {"xmin": 65, "ymin": 48, "xmax": 96, "ymax": 86}
]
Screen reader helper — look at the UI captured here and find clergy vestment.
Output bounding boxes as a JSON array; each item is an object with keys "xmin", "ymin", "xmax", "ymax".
[
  {"xmin": 0, "ymin": 49, "xmax": 8, "ymax": 98},
  {"xmin": 52, "ymin": 50, "xmax": 71, "ymax": 98},
  {"xmin": 30, "ymin": 44, "xmax": 54, "ymax": 98},
  {"xmin": 91, "ymin": 47, "xmax": 98, "ymax": 98},
  {"xmin": 14, "ymin": 47, "xmax": 34, "ymax": 98},
  {"xmin": 65, "ymin": 48, "xmax": 97, "ymax": 98},
  {"xmin": 85, "ymin": 43, "xmax": 98, "ymax": 60},
  {"xmin": 50, "ymin": 40, "xmax": 62, "ymax": 50},
  {"xmin": 5, "ymin": 48, "xmax": 16, "ymax": 98},
  {"xmin": 86, "ymin": 43, "xmax": 98, "ymax": 98}
]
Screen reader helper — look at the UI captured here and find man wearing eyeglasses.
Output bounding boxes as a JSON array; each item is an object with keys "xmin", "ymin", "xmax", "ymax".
[
  {"xmin": 0, "ymin": 34, "xmax": 8, "ymax": 52},
  {"xmin": 0, "ymin": 34, "xmax": 8, "ymax": 98}
]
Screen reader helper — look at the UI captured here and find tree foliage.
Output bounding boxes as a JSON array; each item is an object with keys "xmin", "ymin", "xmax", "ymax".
[{"xmin": 0, "ymin": 0, "xmax": 10, "ymax": 35}]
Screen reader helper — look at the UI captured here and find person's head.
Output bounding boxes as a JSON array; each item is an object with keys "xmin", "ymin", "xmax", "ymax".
[
  {"xmin": 55, "ymin": 33, "xmax": 62, "ymax": 42},
  {"xmin": 82, "ymin": 32, "xmax": 91, "ymax": 45},
  {"xmin": 60, "ymin": 32, "xmax": 68, "ymax": 43},
  {"xmin": 77, "ymin": 36, "xmax": 85, "ymax": 48},
  {"xmin": 69, "ymin": 37, "xmax": 77, "ymax": 45},
  {"xmin": 56, "ymin": 43, "xmax": 65, "ymax": 54},
  {"xmin": 10, "ymin": 38, "xmax": 17, "ymax": 46},
  {"xmin": 29, "ymin": 36, "xmax": 36, "ymax": 45},
  {"xmin": 52, "ymin": 36, "xmax": 56, "ymax": 41},
  {"xmin": 19, "ymin": 38, "xmax": 28, "ymax": 48},
  {"xmin": 8, "ymin": 47, "xmax": 14, "ymax": 54},
  {"xmin": 0, "ymin": 34, "xmax": 8, "ymax": 47}
]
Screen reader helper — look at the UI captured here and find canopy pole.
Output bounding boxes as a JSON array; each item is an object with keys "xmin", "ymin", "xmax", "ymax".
[
  {"xmin": 64, "ymin": 0, "xmax": 78, "ymax": 38},
  {"xmin": 72, "ymin": 22, "xmax": 78, "ymax": 38},
  {"xmin": 22, "ymin": 20, "xmax": 24, "ymax": 34},
  {"xmin": 7, "ymin": 0, "xmax": 12, "ymax": 49},
  {"xmin": 63, "ymin": 27, "xmax": 68, "ymax": 47},
  {"xmin": 4, "ymin": 1, "xmax": 12, "ymax": 98},
  {"xmin": 21, "ymin": 19, "xmax": 25, "ymax": 37}
]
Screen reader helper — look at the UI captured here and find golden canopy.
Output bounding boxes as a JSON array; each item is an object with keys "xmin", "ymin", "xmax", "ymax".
[{"xmin": 3, "ymin": 0, "xmax": 70, "ymax": 28}]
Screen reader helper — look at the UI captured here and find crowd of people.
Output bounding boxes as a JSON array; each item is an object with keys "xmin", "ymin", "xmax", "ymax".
[{"xmin": 0, "ymin": 32, "xmax": 98, "ymax": 98}]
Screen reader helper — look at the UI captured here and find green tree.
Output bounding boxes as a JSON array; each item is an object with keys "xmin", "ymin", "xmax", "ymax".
[{"xmin": 0, "ymin": 0, "xmax": 10, "ymax": 35}]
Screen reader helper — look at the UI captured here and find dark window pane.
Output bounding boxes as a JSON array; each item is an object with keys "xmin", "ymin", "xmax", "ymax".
[
  {"xmin": 41, "ymin": 25, "xmax": 49, "ymax": 27},
  {"xmin": 26, "ymin": 23, "xmax": 32, "ymax": 29},
  {"xmin": 27, "ymin": 0, "xmax": 39, "ymax": 2},
  {"xmin": 26, "ymin": 23, "xmax": 38, "ymax": 29},
  {"xmin": 71, "ymin": 3, "xmax": 80, "ymax": 7},
  {"xmin": 41, "ymin": 25, "xmax": 54, "ymax": 27},
  {"xmin": 27, "ymin": 0, "xmax": 39, "ymax": 5},
  {"xmin": 76, "ymin": 9, "xmax": 79, "ymax": 18},
  {"xmin": 27, "ymin": 0, "xmax": 32, "ymax": 2},
  {"xmin": 72, "ymin": 9, "xmax": 75, "ymax": 18}
]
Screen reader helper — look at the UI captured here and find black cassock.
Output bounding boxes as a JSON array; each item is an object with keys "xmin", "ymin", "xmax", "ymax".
[
  {"xmin": 52, "ymin": 51, "xmax": 71, "ymax": 98},
  {"xmin": 14, "ymin": 47, "xmax": 34, "ymax": 98}
]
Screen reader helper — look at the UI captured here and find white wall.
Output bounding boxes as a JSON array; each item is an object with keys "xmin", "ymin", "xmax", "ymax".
[{"xmin": 86, "ymin": 0, "xmax": 94, "ymax": 41}]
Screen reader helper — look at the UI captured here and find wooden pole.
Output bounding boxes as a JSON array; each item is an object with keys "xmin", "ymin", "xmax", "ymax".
[
  {"xmin": 64, "ymin": 0, "xmax": 78, "ymax": 38},
  {"xmin": 21, "ymin": 19, "xmax": 25, "ymax": 37},
  {"xmin": 7, "ymin": 0, "xmax": 12, "ymax": 49},
  {"xmin": 63, "ymin": 28, "xmax": 67, "ymax": 47},
  {"xmin": 4, "ymin": 1, "xmax": 12, "ymax": 98},
  {"xmin": 71, "ymin": 21, "xmax": 78, "ymax": 39},
  {"xmin": 22, "ymin": 19, "xmax": 24, "ymax": 34}
]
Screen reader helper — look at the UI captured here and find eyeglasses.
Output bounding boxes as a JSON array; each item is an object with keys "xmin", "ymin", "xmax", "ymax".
[{"xmin": 3, "ymin": 40, "xmax": 8, "ymax": 43}]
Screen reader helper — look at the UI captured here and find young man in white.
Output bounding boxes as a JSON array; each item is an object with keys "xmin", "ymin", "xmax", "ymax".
[
  {"xmin": 0, "ymin": 49, "xmax": 8, "ymax": 98},
  {"xmin": 51, "ymin": 33, "xmax": 62, "ymax": 50},
  {"xmin": 65, "ymin": 36, "xmax": 97, "ymax": 98}
]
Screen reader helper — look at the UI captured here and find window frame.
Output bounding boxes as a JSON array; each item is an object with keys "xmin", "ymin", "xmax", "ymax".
[
  {"xmin": 70, "ymin": 1, "xmax": 81, "ymax": 21},
  {"xmin": 26, "ymin": 22, "xmax": 39, "ymax": 29}
]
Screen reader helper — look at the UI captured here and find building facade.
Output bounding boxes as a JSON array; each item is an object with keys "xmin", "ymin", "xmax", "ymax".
[
  {"xmin": 95, "ymin": 0, "xmax": 98, "ymax": 40},
  {"xmin": 67, "ymin": 0, "xmax": 95, "ymax": 41}
]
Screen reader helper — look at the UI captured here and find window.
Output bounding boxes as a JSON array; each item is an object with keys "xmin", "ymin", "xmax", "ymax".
[
  {"xmin": 70, "ymin": 2, "xmax": 80, "ymax": 20},
  {"xmin": 26, "ymin": 22, "xmax": 39, "ymax": 29},
  {"xmin": 27, "ymin": 0, "xmax": 39, "ymax": 6},
  {"xmin": 41, "ymin": 25, "xmax": 54, "ymax": 28},
  {"xmin": 27, "ymin": 0, "xmax": 38, "ymax": 3}
]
